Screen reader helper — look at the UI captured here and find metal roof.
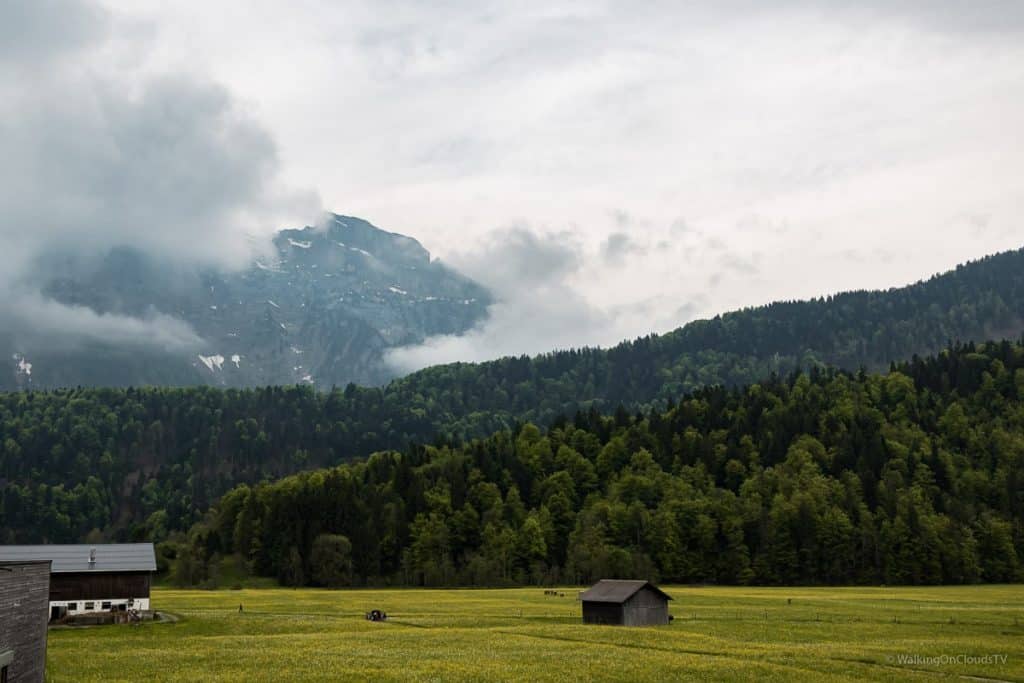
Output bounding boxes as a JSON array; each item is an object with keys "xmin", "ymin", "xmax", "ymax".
[
  {"xmin": 579, "ymin": 579, "xmax": 673, "ymax": 604},
  {"xmin": 0, "ymin": 544, "xmax": 156, "ymax": 573}
]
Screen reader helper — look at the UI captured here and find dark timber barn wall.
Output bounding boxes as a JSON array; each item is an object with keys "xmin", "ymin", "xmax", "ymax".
[
  {"xmin": 620, "ymin": 586, "xmax": 669, "ymax": 626},
  {"xmin": 581, "ymin": 600, "xmax": 623, "ymax": 625},
  {"xmin": 580, "ymin": 580, "xmax": 672, "ymax": 626},
  {"xmin": 49, "ymin": 571, "xmax": 151, "ymax": 602},
  {"xmin": 0, "ymin": 561, "xmax": 50, "ymax": 683}
]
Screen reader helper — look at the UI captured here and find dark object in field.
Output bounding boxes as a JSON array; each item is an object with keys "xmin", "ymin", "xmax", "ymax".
[
  {"xmin": 366, "ymin": 609, "xmax": 388, "ymax": 621},
  {"xmin": 580, "ymin": 580, "xmax": 672, "ymax": 626},
  {"xmin": 543, "ymin": 590, "xmax": 567, "ymax": 597}
]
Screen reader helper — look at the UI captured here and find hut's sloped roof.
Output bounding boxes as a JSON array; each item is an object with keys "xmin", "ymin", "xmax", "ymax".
[
  {"xmin": 0, "ymin": 544, "xmax": 156, "ymax": 573},
  {"xmin": 579, "ymin": 579, "xmax": 672, "ymax": 603}
]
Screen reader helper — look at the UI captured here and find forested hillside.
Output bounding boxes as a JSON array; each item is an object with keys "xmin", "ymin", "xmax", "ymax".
[
  {"xmin": 384, "ymin": 246, "xmax": 1024, "ymax": 437},
  {"xmin": 1, "ymin": 247, "xmax": 1022, "ymax": 543},
  {"xmin": 168, "ymin": 340, "xmax": 1024, "ymax": 587}
]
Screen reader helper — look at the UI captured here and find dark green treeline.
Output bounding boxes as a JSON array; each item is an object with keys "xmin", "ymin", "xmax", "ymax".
[{"xmin": 173, "ymin": 340, "xmax": 1024, "ymax": 587}]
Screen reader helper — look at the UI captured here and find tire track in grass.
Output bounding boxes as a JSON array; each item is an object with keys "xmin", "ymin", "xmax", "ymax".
[
  {"xmin": 491, "ymin": 629, "xmax": 922, "ymax": 682},
  {"xmin": 153, "ymin": 608, "xmax": 1024, "ymax": 681},
  {"xmin": 498, "ymin": 628, "xmax": 1018, "ymax": 682}
]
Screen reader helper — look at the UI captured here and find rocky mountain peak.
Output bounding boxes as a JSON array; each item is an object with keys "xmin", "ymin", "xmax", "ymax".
[{"xmin": 3, "ymin": 214, "xmax": 490, "ymax": 390}]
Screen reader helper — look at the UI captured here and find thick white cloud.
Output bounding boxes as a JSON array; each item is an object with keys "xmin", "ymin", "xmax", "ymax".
[
  {"xmin": 3, "ymin": 75, "xmax": 315, "ymax": 270},
  {"xmin": 0, "ymin": 0, "xmax": 319, "ymax": 350},
  {"xmin": 387, "ymin": 226, "xmax": 605, "ymax": 369},
  {"xmin": 0, "ymin": 288, "xmax": 202, "ymax": 353},
  {"xmin": 385, "ymin": 225, "xmax": 707, "ymax": 370},
  {"xmin": 7, "ymin": 0, "xmax": 1024, "ymax": 364}
]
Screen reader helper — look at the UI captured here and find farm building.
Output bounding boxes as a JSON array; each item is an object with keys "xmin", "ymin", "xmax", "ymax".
[
  {"xmin": 580, "ymin": 579, "xmax": 672, "ymax": 626},
  {"xmin": 0, "ymin": 560, "xmax": 51, "ymax": 682},
  {"xmin": 0, "ymin": 544, "xmax": 156, "ymax": 621}
]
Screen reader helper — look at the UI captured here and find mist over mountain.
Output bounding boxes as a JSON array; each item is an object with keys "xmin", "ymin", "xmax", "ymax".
[{"xmin": 1, "ymin": 214, "xmax": 490, "ymax": 389}]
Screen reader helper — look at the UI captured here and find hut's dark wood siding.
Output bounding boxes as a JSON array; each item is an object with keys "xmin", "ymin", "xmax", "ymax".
[
  {"xmin": 0, "ymin": 562, "xmax": 50, "ymax": 683},
  {"xmin": 582, "ymin": 586, "xmax": 669, "ymax": 626},
  {"xmin": 582, "ymin": 601, "xmax": 623, "ymax": 625},
  {"xmin": 622, "ymin": 586, "xmax": 669, "ymax": 626},
  {"xmin": 49, "ymin": 571, "xmax": 150, "ymax": 602}
]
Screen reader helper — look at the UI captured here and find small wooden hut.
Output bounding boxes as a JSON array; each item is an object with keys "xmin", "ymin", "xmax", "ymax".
[{"xmin": 580, "ymin": 579, "xmax": 672, "ymax": 626}]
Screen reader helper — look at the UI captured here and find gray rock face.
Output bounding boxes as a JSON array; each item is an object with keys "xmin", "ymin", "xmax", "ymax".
[{"xmin": 3, "ymin": 214, "xmax": 490, "ymax": 389}]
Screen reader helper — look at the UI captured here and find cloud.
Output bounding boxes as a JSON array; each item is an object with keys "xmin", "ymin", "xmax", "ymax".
[
  {"xmin": 385, "ymin": 223, "xmax": 707, "ymax": 371},
  {"xmin": 669, "ymin": 219, "xmax": 696, "ymax": 236},
  {"xmin": 673, "ymin": 299, "xmax": 708, "ymax": 322},
  {"xmin": 5, "ymin": 0, "xmax": 1024, "ymax": 366},
  {"xmin": 0, "ymin": 288, "xmax": 202, "ymax": 353},
  {"xmin": 0, "ymin": 0, "xmax": 319, "ymax": 351},
  {"xmin": 957, "ymin": 212, "xmax": 992, "ymax": 237},
  {"xmin": 719, "ymin": 252, "xmax": 762, "ymax": 276},
  {"xmin": 601, "ymin": 232, "xmax": 646, "ymax": 267},
  {"xmin": 0, "ymin": 0, "xmax": 108, "ymax": 65},
  {"xmin": 4, "ymin": 75, "xmax": 316, "ymax": 270},
  {"xmin": 820, "ymin": 0, "xmax": 1024, "ymax": 35},
  {"xmin": 385, "ymin": 226, "xmax": 611, "ymax": 369},
  {"xmin": 456, "ymin": 226, "xmax": 581, "ymax": 289}
]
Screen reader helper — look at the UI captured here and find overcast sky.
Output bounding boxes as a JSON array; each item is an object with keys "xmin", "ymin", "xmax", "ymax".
[{"xmin": 2, "ymin": 1, "xmax": 1023, "ymax": 366}]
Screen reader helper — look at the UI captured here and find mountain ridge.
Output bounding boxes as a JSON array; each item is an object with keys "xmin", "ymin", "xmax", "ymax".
[
  {"xmin": 375, "ymin": 245, "xmax": 1024, "ymax": 439},
  {"xmin": 3, "ymin": 213, "xmax": 491, "ymax": 390}
]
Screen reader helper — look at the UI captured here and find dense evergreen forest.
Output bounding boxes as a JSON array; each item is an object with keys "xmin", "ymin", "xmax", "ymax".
[
  {"xmin": 167, "ymin": 340, "xmax": 1024, "ymax": 587},
  {"xmin": 1, "ymin": 247, "xmax": 1022, "ymax": 543}
]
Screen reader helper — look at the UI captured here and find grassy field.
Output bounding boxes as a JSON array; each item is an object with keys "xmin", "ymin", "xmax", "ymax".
[{"xmin": 46, "ymin": 585, "xmax": 1024, "ymax": 682}]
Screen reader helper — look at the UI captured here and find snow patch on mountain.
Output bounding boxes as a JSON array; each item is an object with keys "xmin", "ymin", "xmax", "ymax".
[
  {"xmin": 198, "ymin": 354, "xmax": 225, "ymax": 372},
  {"xmin": 13, "ymin": 354, "xmax": 32, "ymax": 376},
  {"xmin": 255, "ymin": 260, "xmax": 282, "ymax": 272}
]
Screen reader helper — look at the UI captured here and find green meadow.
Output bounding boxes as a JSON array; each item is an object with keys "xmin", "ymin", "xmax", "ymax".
[{"xmin": 46, "ymin": 585, "xmax": 1024, "ymax": 682}]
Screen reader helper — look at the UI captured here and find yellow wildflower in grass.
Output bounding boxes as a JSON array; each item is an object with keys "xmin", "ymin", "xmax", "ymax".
[{"xmin": 46, "ymin": 585, "xmax": 1024, "ymax": 682}]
